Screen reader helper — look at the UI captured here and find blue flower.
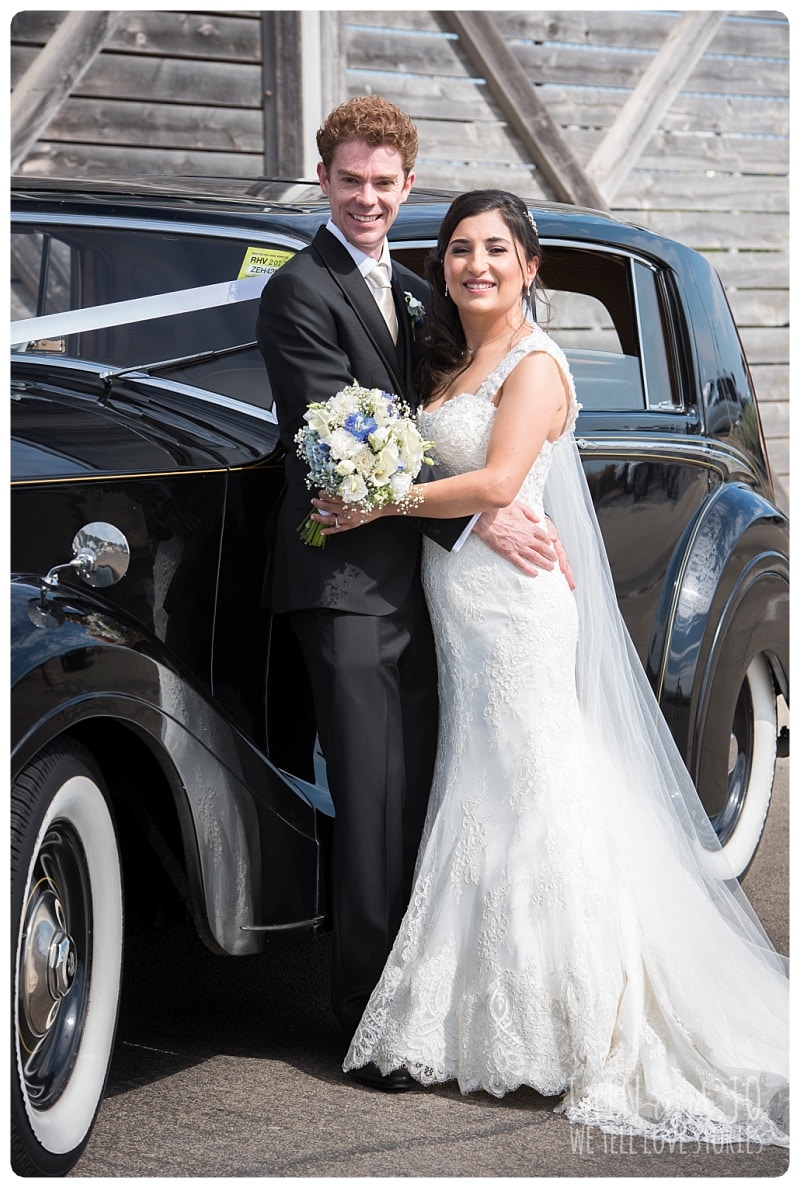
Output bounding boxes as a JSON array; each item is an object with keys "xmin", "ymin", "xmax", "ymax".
[{"xmin": 344, "ymin": 412, "xmax": 378, "ymax": 441}]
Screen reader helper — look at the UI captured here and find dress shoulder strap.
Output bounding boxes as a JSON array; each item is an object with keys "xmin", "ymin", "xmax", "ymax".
[{"xmin": 477, "ymin": 324, "xmax": 581, "ymax": 435}]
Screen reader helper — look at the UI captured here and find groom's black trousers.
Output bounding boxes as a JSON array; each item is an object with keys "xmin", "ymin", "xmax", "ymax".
[{"xmin": 290, "ymin": 576, "xmax": 439, "ymax": 1039}]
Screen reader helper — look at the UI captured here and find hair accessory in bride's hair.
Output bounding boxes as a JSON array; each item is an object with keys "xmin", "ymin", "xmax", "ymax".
[{"xmin": 525, "ymin": 209, "xmax": 538, "ymax": 235}]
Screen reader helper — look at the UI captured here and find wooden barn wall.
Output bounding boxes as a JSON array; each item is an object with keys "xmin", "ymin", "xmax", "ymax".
[{"xmin": 9, "ymin": 9, "xmax": 789, "ymax": 505}]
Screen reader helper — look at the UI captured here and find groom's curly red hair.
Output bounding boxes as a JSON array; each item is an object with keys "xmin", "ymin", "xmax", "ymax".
[{"xmin": 316, "ymin": 96, "xmax": 419, "ymax": 176}]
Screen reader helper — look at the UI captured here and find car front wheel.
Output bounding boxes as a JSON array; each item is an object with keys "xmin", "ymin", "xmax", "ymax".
[
  {"xmin": 11, "ymin": 740, "xmax": 123, "ymax": 1177},
  {"xmin": 696, "ymin": 653, "xmax": 778, "ymax": 880}
]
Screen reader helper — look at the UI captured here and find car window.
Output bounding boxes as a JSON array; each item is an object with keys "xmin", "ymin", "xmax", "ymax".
[
  {"xmin": 10, "ymin": 223, "xmax": 290, "ymax": 366},
  {"xmin": 11, "ymin": 223, "xmax": 295, "ymax": 411},
  {"xmin": 393, "ymin": 241, "xmax": 676, "ymax": 414},
  {"xmin": 539, "ymin": 245, "xmax": 652, "ymax": 413}
]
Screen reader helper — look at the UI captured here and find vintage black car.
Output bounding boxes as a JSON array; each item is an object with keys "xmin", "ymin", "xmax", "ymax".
[{"xmin": 10, "ymin": 176, "xmax": 789, "ymax": 1175}]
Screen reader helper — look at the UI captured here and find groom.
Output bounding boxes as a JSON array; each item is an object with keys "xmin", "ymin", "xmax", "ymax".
[{"xmin": 257, "ymin": 96, "xmax": 564, "ymax": 1091}]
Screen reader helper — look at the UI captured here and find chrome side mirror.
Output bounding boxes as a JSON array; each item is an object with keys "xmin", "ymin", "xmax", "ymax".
[{"xmin": 42, "ymin": 522, "xmax": 130, "ymax": 590}]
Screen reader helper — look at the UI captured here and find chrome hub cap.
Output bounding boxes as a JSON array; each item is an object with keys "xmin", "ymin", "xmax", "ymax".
[{"xmin": 22, "ymin": 881, "xmax": 77, "ymax": 1042}]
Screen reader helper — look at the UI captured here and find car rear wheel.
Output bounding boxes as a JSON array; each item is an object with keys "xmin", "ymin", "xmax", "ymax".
[
  {"xmin": 698, "ymin": 653, "xmax": 777, "ymax": 880},
  {"xmin": 11, "ymin": 740, "xmax": 123, "ymax": 1177}
]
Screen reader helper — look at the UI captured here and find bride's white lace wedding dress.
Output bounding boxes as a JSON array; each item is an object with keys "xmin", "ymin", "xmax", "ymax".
[{"xmin": 343, "ymin": 327, "xmax": 789, "ymax": 1147}]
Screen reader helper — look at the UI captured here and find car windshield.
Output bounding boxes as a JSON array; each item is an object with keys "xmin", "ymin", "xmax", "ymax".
[
  {"xmin": 10, "ymin": 224, "xmax": 298, "ymax": 409},
  {"xmin": 11, "ymin": 223, "xmax": 294, "ymax": 364}
]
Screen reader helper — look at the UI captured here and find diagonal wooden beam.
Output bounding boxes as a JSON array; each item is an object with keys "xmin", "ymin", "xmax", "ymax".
[
  {"xmin": 587, "ymin": 11, "xmax": 729, "ymax": 203},
  {"xmin": 440, "ymin": 10, "xmax": 608, "ymax": 210},
  {"xmin": 10, "ymin": 10, "xmax": 125, "ymax": 173}
]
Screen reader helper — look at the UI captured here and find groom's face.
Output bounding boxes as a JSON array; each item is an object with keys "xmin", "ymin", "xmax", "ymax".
[{"xmin": 318, "ymin": 140, "xmax": 415, "ymax": 260}]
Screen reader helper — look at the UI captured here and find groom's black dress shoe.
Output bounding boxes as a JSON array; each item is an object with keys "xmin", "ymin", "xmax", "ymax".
[{"xmin": 347, "ymin": 1062, "xmax": 414, "ymax": 1092}]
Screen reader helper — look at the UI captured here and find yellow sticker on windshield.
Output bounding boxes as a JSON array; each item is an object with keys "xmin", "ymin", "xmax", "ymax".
[{"xmin": 238, "ymin": 247, "xmax": 295, "ymax": 280}]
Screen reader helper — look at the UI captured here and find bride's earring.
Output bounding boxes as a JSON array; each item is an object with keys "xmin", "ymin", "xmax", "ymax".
[
  {"xmin": 526, "ymin": 283, "xmax": 537, "ymax": 321},
  {"xmin": 445, "ymin": 283, "xmax": 449, "ymax": 298}
]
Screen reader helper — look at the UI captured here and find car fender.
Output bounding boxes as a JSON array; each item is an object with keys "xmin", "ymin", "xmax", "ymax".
[
  {"xmin": 648, "ymin": 483, "xmax": 788, "ymax": 766},
  {"xmin": 11, "ymin": 579, "xmax": 325, "ymax": 955}
]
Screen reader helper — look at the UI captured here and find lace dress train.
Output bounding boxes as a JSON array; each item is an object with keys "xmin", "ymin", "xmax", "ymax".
[{"xmin": 343, "ymin": 329, "xmax": 789, "ymax": 1147}]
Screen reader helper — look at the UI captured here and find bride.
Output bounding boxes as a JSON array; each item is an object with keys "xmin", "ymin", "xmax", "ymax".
[{"xmin": 312, "ymin": 190, "xmax": 789, "ymax": 1147}]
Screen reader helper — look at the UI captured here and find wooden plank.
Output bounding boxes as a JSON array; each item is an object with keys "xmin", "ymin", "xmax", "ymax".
[
  {"xmin": 726, "ymin": 290, "xmax": 789, "ymax": 327},
  {"xmin": 736, "ymin": 326, "xmax": 789, "ymax": 365},
  {"xmin": 616, "ymin": 209, "xmax": 789, "ymax": 252},
  {"xmin": 770, "ymin": 473, "xmax": 789, "ymax": 515},
  {"xmin": 344, "ymin": 26, "xmax": 472, "ymax": 79},
  {"xmin": 410, "ymin": 115, "xmax": 550, "ymax": 162},
  {"xmin": 11, "ymin": 9, "xmax": 262, "ymax": 59},
  {"xmin": 749, "ymin": 366, "xmax": 788, "ymax": 404},
  {"xmin": 18, "ymin": 141, "xmax": 263, "ymax": 179},
  {"xmin": 10, "ymin": 11, "xmax": 126, "ymax": 173},
  {"xmin": 709, "ymin": 253, "xmax": 789, "ymax": 292},
  {"xmin": 12, "ymin": 45, "xmax": 263, "ymax": 108},
  {"xmin": 765, "ymin": 438, "xmax": 789, "ymax": 478},
  {"xmin": 615, "ymin": 172, "xmax": 789, "ymax": 214},
  {"xmin": 756, "ymin": 398, "xmax": 790, "ymax": 436},
  {"xmin": 438, "ymin": 11, "xmax": 608, "ymax": 208},
  {"xmin": 39, "ymin": 98, "xmax": 263, "ymax": 152},
  {"xmin": 346, "ymin": 73, "xmax": 497, "ymax": 124},
  {"xmin": 103, "ymin": 10, "xmax": 261, "ymax": 61},
  {"xmin": 587, "ymin": 12, "xmax": 729, "ymax": 202},
  {"xmin": 414, "ymin": 160, "xmax": 547, "ymax": 197},
  {"xmin": 577, "ymin": 130, "xmax": 789, "ymax": 175}
]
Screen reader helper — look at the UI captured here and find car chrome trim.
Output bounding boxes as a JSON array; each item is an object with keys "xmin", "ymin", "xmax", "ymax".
[
  {"xmin": 12, "ymin": 208, "xmax": 307, "ymax": 249},
  {"xmin": 122, "ymin": 372, "xmax": 279, "ymax": 424},
  {"xmin": 577, "ymin": 429, "xmax": 765, "ymax": 482},
  {"xmin": 575, "ymin": 436, "xmax": 728, "ymax": 478},
  {"xmin": 240, "ymin": 916, "xmax": 326, "ymax": 932},
  {"xmin": 11, "ymin": 467, "xmax": 229, "ymax": 487}
]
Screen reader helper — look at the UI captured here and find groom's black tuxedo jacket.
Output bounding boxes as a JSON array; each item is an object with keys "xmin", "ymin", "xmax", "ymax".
[{"xmin": 257, "ymin": 226, "xmax": 467, "ymax": 615}]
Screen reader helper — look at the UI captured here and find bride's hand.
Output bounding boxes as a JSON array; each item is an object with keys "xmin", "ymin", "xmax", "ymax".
[{"xmin": 311, "ymin": 494, "xmax": 383, "ymax": 536}]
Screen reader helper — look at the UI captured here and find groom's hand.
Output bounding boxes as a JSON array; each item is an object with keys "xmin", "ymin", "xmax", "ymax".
[{"xmin": 475, "ymin": 503, "xmax": 575, "ymax": 588}]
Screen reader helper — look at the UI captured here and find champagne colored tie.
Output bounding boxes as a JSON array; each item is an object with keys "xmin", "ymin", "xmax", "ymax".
[{"xmin": 370, "ymin": 262, "xmax": 398, "ymax": 343}]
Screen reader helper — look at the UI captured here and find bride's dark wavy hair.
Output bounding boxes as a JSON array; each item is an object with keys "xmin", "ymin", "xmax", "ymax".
[{"xmin": 418, "ymin": 189, "xmax": 546, "ymax": 402}]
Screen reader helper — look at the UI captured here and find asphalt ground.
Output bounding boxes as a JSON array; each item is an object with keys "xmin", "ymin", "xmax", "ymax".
[{"xmin": 68, "ymin": 747, "xmax": 789, "ymax": 1180}]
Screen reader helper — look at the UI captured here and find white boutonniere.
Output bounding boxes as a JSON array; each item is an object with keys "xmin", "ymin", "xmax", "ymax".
[{"xmin": 404, "ymin": 292, "xmax": 425, "ymax": 338}]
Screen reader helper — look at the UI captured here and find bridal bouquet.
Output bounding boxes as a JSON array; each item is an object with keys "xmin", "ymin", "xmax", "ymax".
[{"xmin": 295, "ymin": 382, "xmax": 434, "ymax": 547}]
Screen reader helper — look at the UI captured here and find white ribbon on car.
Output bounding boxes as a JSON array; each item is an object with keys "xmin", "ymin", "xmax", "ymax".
[{"xmin": 10, "ymin": 275, "xmax": 266, "ymax": 346}]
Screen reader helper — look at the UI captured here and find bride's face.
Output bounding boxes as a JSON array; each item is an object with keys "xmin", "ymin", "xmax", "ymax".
[{"xmin": 443, "ymin": 209, "xmax": 537, "ymax": 318}]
